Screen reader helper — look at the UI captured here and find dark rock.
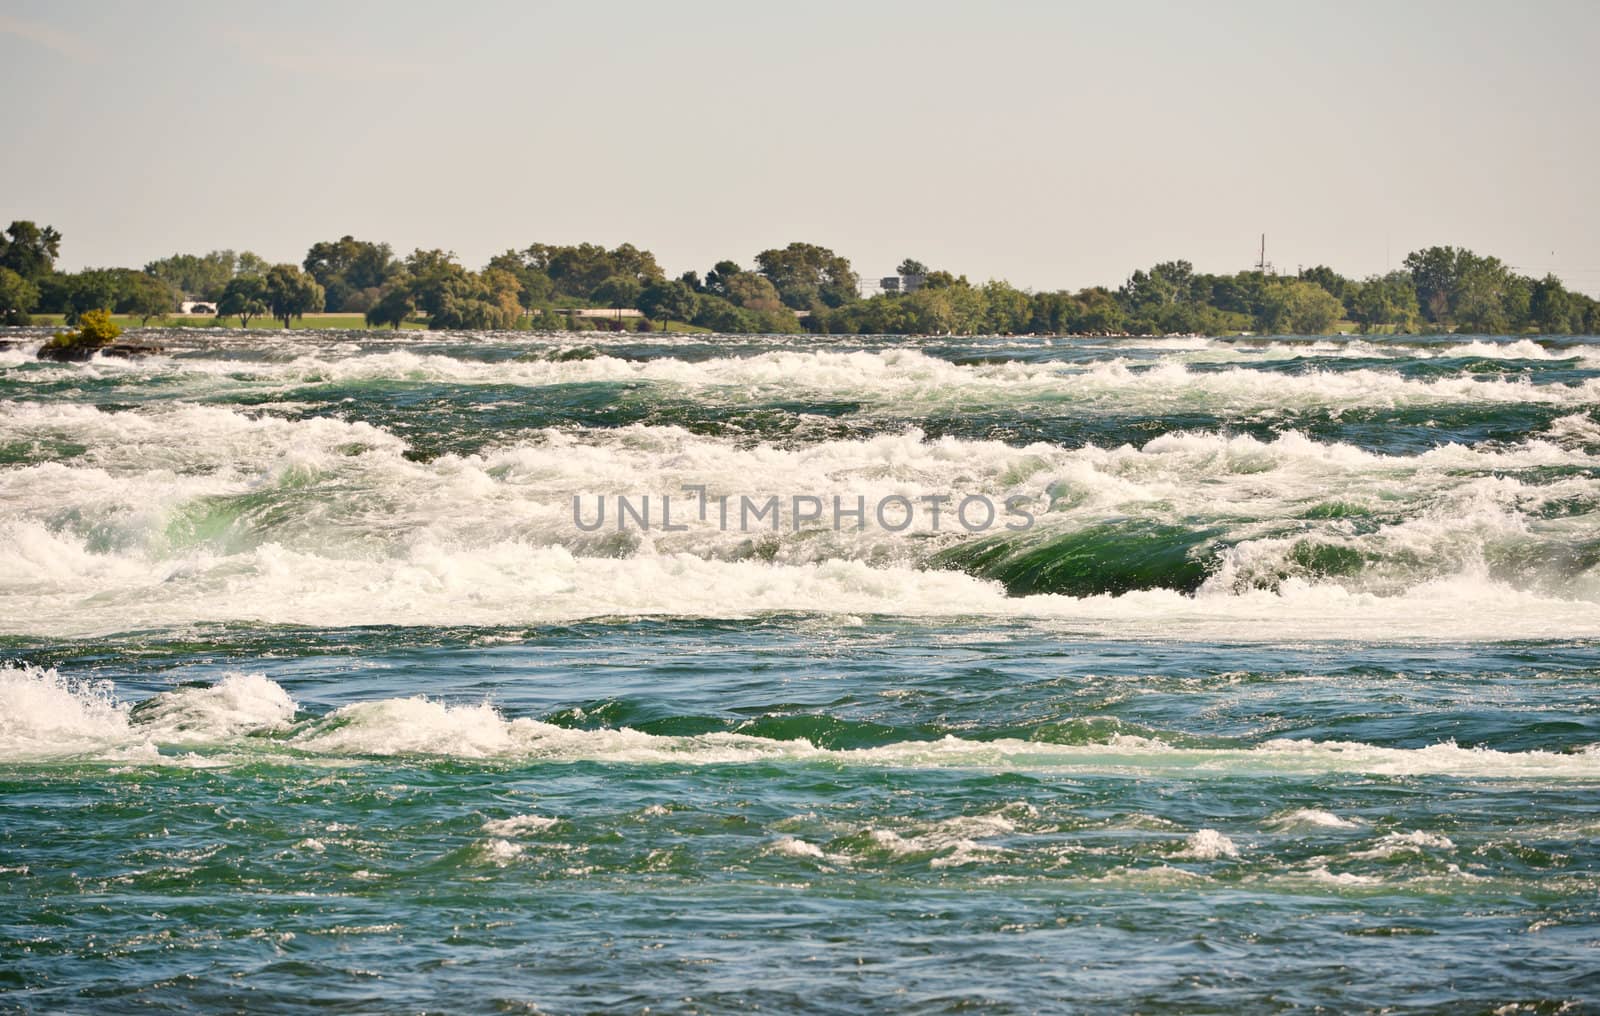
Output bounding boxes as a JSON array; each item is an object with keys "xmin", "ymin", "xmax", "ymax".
[
  {"xmin": 37, "ymin": 342, "xmax": 164, "ymax": 362},
  {"xmin": 36, "ymin": 344, "xmax": 95, "ymax": 362},
  {"xmin": 103, "ymin": 343, "xmax": 164, "ymax": 359}
]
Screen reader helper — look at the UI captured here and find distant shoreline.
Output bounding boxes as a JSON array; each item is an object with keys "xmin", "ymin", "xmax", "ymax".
[
  {"xmin": 5, "ymin": 222, "xmax": 1597, "ymax": 338},
  {"xmin": 5, "ymin": 323, "xmax": 1596, "ymax": 344}
]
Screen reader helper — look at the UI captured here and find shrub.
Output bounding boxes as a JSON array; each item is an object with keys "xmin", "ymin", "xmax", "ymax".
[{"xmin": 44, "ymin": 307, "xmax": 121, "ymax": 352}]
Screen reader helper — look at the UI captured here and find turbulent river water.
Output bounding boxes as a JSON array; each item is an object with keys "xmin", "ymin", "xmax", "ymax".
[{"xmin": 2, "ymin": 329, "xmax": 1599, "ymax": 1013}]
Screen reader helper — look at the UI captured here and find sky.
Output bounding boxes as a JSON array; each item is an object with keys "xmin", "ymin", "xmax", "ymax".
[{"xmin": 3, "ymin": 0, "xmax": 1599, "ymax": 293}]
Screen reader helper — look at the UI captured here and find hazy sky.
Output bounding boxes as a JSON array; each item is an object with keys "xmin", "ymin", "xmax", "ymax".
[{"xmin": 4, "ymin": 0, "xmax": 1598, "ymax": 293}]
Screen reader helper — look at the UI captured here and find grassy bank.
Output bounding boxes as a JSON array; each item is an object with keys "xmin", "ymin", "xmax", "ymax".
[
  {"xmin": 21, "ymin": 313, "xmax": 712, "ymax": 333},
  {"xmin": 24, "ymin": 313, "xmax": 425, "ymax": 331}
]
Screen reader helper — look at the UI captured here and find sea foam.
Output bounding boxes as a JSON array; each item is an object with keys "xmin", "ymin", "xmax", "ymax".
[
  {"xmin": 3, "ymin": 396, "xmax": 1599, "ymax": 640},
  {"xmin": 6, "ymin": 672, "xmax": 1598, "ymax": 780}
]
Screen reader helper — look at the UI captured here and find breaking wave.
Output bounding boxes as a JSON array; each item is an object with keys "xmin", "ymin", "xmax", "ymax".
[
  {"xmin": 5, "ymin": 667, "xmax": 1598, "ymax": 778},
  {"xmin": 2, "ymin": 401, "xmax": 1598, "ymax": 638},
  {"xmin": 7, "ymin": 345, "xmax": 1600, "ymax": 411},
  {"xmin": 3, "ymin": 336, "xmax": 1598, "ymax": 639}
]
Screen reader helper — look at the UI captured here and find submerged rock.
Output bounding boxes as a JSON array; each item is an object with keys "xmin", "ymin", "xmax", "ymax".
[{"xmin": 929, "ymin": 520, "xmax": 1224, "ymax": 597}]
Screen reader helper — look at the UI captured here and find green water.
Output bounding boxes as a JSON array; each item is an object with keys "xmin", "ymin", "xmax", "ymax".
[{"xmin": 2, "ymin": 331, "xmax": 1599, "ymax": 1012}]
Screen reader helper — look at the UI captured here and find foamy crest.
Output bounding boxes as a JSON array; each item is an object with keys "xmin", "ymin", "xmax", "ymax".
[
  {"xmin": 1439, "ymin": 339, "xmax": 1581, "ymax": 361},
  {"xmin": 131, "ymin": 672, "xmax": 298, "ymax": 740},
  {"xmin": 1173, "ymin": 829, "xmax": 1240, "ymax": 859},
  {"xmin": 480, "ymin": 814, "xmax": 560, "ymax": 836},
  {"xmin": 5, "ymin": 671, "xmax": 1600, "ymax": 778},
  {"xmin": 8, "ymin": 345, "xmax": 1600, "ymax": 411},
  {"xmin": 1266, "ymin": 808, "xmax": 1362, "ymax": 831},
  {"xmin": 3, "ymin": 396, "xmax": 1599, "ymax": 640},
  {"xmin": 0, "ymin": 400, "xmax": 404, "ymax": 475},
  {"xmin": 769, "ymin": 836, "xmax": 828, "ymax": 860},
  {"xmin": 864, "ymin": 815, "xmax": 1013, "ymax": 868},
  {"xmin": 8, "ymin": 533, "xmax": 1600, "ymax": 642},
  {"xmin": 475, "ymin": 839, "xmax": 526, "ymax": 866},
  {"xmin": 1350, "ymin": 830, "xmax": 1456, "ymax": 859},
  {"xmin": 0, "ymin": 664, "xmax": 131, "ymax": 759},
  {"xmin": 277, "ymin": 704, "xmax": 1600, "ymax": 778},
  {"xmin": 1305, "ymin": 867, "xmax": 1384, "ymax": 887}
]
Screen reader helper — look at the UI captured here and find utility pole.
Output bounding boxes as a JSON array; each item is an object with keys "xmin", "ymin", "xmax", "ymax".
[{"xmin": 1254, "ymin": 234, "xmax": 1274, "ymax": 275}]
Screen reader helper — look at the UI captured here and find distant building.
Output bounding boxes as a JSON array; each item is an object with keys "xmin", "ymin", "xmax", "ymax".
[
  {"xmin": 872, "ymin": 273, "xmax": 925, "ymax": 296},
  {"xmin": 555, "ymin": 307, "xmax": 642, "ymax": 319},
  {"xmin": 180, "ymin": 301, "xmax": 216, "ymax": 315}
]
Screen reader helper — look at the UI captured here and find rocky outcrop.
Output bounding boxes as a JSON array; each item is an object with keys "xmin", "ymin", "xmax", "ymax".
[{"xmin": 36, "ymin": 342, "xmax": 164, "ymax": 362}]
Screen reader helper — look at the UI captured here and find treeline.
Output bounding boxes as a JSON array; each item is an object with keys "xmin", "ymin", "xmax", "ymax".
[
  {"xmin": 813, "ymin": 253, "xmax": 1599, "ymax": 336},
  {"xmin": 2, "ymin": 220, "xmax": 1597, "ymax": 335}
]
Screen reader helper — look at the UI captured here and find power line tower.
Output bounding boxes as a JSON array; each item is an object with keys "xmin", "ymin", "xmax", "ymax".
[{"xmin": 1254, "ymin": 233, "xmax": 1275, "ymax": 275}]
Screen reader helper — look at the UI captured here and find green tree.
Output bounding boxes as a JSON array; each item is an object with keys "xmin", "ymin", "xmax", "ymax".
[
  {"xmin": 57, "ymin": 269, "xmax": 125, "ymax": 323},
  {"xmin": 1120, "ymin": 261, "xmax": 1196, "ymax": 316},
  {"xmin": 431, "ymin": 282, "xmax": 517, "ymax": 329},
  {"xmin": 704, "ymin": 260, "xmax": 742, "ymax": 297},
  {"xmin": 1255, "ymin": 279, "xmax": 1344, "ymax": 334},
  {"xmin": 590, "ymin": 275, "xmax": 644, "ymax": 311},
  {"xmin": 896, "ymin": 258, "xmax": 930, "ymax": 278},
  {"xmin": 919, "ymin": 270, "xmax": 967, "ymax": 290},
  {"xmin": 0, "ymin": 267, "xmax": 40, "ymax": 325},
  {"xmin": 1451, "ymin": 255, "xmax": 1516, "ymax": 333},
  {"xmin": 216, "ymin": 276, "xmax": 268, "ymax": 328},
  {"xmin": 1071, "ymin": 287, "xmax": 1125, "ymax": 334},
  {"xmin": 535, "ymin": 242, "xmax": 664, "ymax": 300},
  {"xmin": 303, "ymin": 235, "xmax": 395, "ymax": 311},
  {"xmin": 638, "ymin": 279, "xmax": 698, "ymax": 325},
  {"xmin": 903, "ymin": 288, "xmax": 956, "ymax": 334},
  {"xmin": 486, "ymin": 249, "xmax": 555, "ymax": 309},
  {"xmin": 723, "ymin": 271, "xmax": 785, "ymax": 312},
  {"xmin": 1297, "ymin": 265, "xmax": 1354, "ymax": 306},
  {"xmin": 1348, "ymin": 272, "xmax": 1421, "ymax": 333},
  {"xmin": 0, "ymin": 221, "xmax": 63, "ymax": 280},
  {"xmin": 404, "ymin": 250, "xmax": 466, "ymax": 320},
  {"xmin": 1529, "ymin": 275, "xmax": 1578, "ymax": 334},
  {"xmin": 1501, "ymin": 273, "xmax": 1534, "ymax": 332},
  {"xmin": 405, "ymin": 248, "xmax": 461, "ymax": 278},
  {"xmin": 691, "ymin": 294, "xmax": 754, "ymax": 332},
  {"xmin": 366, "ymin": 281, "xmax": 415, "ymax": 330},
  {"xmin": 117, "ymin": 272, "xmax": 177, "ymax": 325},
  {"xmin": 1400, "ymin": 246, "xmax": 1521, "ymax": 330},
  {"xmin": 263, "ymin": 264, "xmax": 325, "ymax": 328},
  {"xmin": 405, "ymin": 253, "xmax": 521, "ymax": 330},
  {"xmin": 981, "ymin": 280, "xmax": 1031, "ymax": 334},
  {"xmin": 1403, "ymin": 246, "xmax": 1461, "ymax": 325},
  {"xmin": 1583, "ymin": 297, "xmax": 1600, "ymax": 335},
  {"xmin": 809, "ymin": 293, "xmax": 916, "ymax": 335},
  {"xmin": 607, "ymin": 243, "xmax": 664, "ymax": 285},
  {"xmin": 747, "ymin": 308, "xmax": 803, "ymax": 334},
  {"xmin": 236, "ymin": 251, "xmax": 270, "ymax": 278},
  {"xmin": 1026, "ymin": 291, "xmax": 1073, "ymax": 333},
  {"xmin": 144, "ymin": 250, "xmax": 239, "ymax": 300},
  {"xmin": 949, "ymin": 284, "xmax": 990, "ymax": 334},
  {"xmin": 755, "ymin": 242, "xmax": 860, "ymax": 309},
  {"xmin": 478, "ymin": 268, "xmax": 527, "ymax": 328},
  {"xmin": 1201, "ymin": 271, "xmax": 1272, "ymax": 319}
]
